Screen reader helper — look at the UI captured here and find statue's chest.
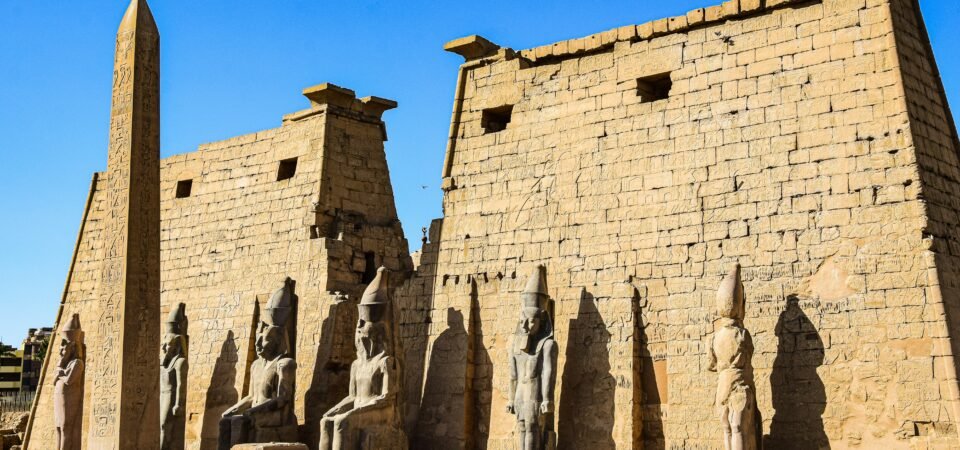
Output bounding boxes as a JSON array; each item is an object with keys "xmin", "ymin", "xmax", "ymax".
[
  {"xmin": 713, "ymin": 327, "xmax": 748, "ymax": 368},
  {"xmin": 251, "ymin": 361, "xmax": 278, "ymax": 401},
  {"xmin": 355, "ymin": 359, "xmax": 385, "ymax": 398},
  {"xmin": 516, "ymin": 352, "xmax": 541, "ymax": 381},
  {"xmin": 161, "ymin": 363, "xmax": 177, "ymax": 387}
]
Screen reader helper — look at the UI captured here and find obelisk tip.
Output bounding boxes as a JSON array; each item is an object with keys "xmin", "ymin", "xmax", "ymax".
[{"xmin": 118, "ymin": 0, "xmax": 157, "ymax": 34}]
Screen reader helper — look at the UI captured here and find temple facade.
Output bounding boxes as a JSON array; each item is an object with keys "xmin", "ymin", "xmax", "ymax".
[{"xmin": 24, "ymin": 0, "xmax": 960, "ymax": 449}]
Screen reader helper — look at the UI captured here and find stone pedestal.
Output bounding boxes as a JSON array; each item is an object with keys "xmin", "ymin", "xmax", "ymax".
[{"xmin": 231, "ymin": 444, "xmax": 308, "ymax": 450}]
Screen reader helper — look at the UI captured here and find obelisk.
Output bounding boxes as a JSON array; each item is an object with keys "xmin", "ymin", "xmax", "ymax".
[{"xmin": 88, "ymin": 0, "xmax": 161, "ymax": 448}]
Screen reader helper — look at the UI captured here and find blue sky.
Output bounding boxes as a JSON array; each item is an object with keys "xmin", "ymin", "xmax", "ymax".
[{"xmin": 1, "ymin": 0, "xmax": 958, "ymax": 345}]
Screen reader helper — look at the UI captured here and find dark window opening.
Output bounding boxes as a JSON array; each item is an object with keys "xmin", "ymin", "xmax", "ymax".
[
  {"xmin": 636, "ymin": 73, "xmax": 672, "ymax": 103},
  {"xmin": 175, "ymin": 179, "xmax": 193, "ymax": 198},
  {"xmin": 482, "ymin": 105, "xmax": 513, "ymax": 134},
  {"xmin": 277, "ymin": 157, "xmax": 298, "ymax": 181},
  {"xmin": 0, "ymin": 373, "xmax": 20, "ymax": 382},
  {"xmin": 361, "ymin": 252, "xmax": 377, "ymax": 284}
]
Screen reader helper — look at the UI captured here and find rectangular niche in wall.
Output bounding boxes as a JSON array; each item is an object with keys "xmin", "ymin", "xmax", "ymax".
[
  {"xmin": 277, "ymin": 157, "xmax": 298, "ymax": 181},
  {"xmin": 481, "ymin": 105, "xmax": 513, "ymax": 134},
  {"xmin": 175, "ymin": 179, "xmax": 193, "ymax": 198},
  {"xmin": 636, "ymin": 73, "xmax": 672, "ymax": 103}
]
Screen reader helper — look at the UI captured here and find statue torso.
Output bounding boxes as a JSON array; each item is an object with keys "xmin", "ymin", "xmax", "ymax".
[
  {"xmin": 511, "ymin": 344, "xmax": 547, "ymax": 420},
  {"xmin": 354, "ymin": 354, "xmax": 389, "ymax": 405},
  {"xmin": 251, "ymin": 357, "xmax": 281, "ymax": 406},
  {"xmin": 160, "ymin": 356, "xmax": 182, "ymax": 393},
  {"xmin": 713, "ymin": 325, "xmax": 754, "ymax": 406}
]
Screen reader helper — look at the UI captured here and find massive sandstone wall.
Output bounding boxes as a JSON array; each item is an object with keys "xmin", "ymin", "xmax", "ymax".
[
  {"xmin": 29, "ymin": 89, "xmax": 411, "ymax": 450},
  {"xmin": 399, "ymin": 0, "xmax": 960, "ymax": 448},
  {"xmin": 25, "ymin": 0, "xmax": 960, "ymax": 449}
]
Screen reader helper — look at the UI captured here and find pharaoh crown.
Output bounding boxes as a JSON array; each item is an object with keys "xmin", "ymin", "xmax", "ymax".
[
  {"xmin": 522, "ymin": 265, "xmax": 548, "ymax": 310},
  {"xmin": 164, "ymin": 303, "xmax": 186, "ymax": 335},
  {"xmin": 716, "ymin": 263, "xmax": 745, "ymax": 320},
  {"xmin": 264, "ymin": 277, "xmax": 294, "ymax": 327},
  {"xmin": 60, "ymin": 313, "xmax": 82, "ymax": 340}
]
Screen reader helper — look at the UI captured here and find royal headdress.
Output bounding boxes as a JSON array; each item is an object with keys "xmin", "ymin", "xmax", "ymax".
[
  {"xmin": 264, "ymin": 277, "xmax": 294, "ymax": 327},
  {"xmin": 716, "ymin": 263, "xmax": 745, "ymax": 321},
  {"xmin": 360, "ymin": 267, "xmax": 390, "ymax": 322},
  {"xmin": 60, "ymin": 313, "xmax": 82, "ymax": 340},
  {"xmin": 164, "ymin": 303, "xmax": 187, "ymax": 335}
]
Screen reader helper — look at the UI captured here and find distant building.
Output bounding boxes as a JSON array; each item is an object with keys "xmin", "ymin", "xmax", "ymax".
[
  {"xmin": 0, "ymin": 350, "xmax": 22, "ymax": 393},
  {"xmin": 19, "ymin": 328, "xmax": 52, "ymax": 392}
]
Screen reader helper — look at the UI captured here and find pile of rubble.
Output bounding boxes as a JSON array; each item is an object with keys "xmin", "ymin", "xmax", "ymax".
[{"xmin": 0, "ymin": 412, "xmax": 28, "ymax": 450}]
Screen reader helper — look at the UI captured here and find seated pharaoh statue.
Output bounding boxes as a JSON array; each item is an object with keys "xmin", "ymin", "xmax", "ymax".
[
  {"xmin": 219, "ymin": 278, "xmax": 299, "ymax": 450},
  {"xmin": 319, "ymin": 267, "xmax": 407, "ymax": 450}
]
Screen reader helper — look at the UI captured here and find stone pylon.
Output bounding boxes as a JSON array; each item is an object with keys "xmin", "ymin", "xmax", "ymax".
[{"xmin": 87, "ymin": 0, "xmax": 161, "ymax": 448}]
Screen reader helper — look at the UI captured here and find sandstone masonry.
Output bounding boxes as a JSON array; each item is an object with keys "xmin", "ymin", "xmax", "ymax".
[
  {"xmin": 401, "ymin": 0, "xmax": 960, "ymax": 448},
  {"xmin": 24, "ymin": 0, "xmax": 960, "ymax": 448},
  {"xmin": 28, "ymin": 84, "xmax": 412, "ymax": 450}
]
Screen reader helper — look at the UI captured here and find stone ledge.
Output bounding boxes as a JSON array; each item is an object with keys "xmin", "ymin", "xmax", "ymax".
[
  {"xmin": 282, "ymin": 83, "xmax": 397, "ymax": 124},
  {"xmin": 517, "ymin": 0, "xmax": 820, "ymax": 63},
  {"xmin": 231, "ymin": 443, "xmax": 308, "ymax": 450},
  {"xmin": 444, "ymin": 34, "xmax": 500, "ymax": 61}
]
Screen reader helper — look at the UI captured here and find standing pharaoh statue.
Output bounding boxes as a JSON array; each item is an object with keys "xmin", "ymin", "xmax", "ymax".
[
  {"xmin": 709, "ymin": 264, "xmax": 761, "ymax": 450},
  {"xmin": 219, "ymin": 278, "xmax": 299, "ymax": 449},
  {"xmin": 161, "ymin": 303, "xmax": 188, "ymax": 450},
  {"xmin": 54, "ymin": 313, "xmax": 84, "ymax": 450},
  {"xmin": 319, "ymin": 267, "xmax": 406, "ymax": 450},
  {"xmin": 507, "ymin": 265, "xmax": 557, "ymax": 450}
]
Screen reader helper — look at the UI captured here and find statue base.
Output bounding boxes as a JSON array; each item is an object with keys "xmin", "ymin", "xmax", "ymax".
[
  {"xmin": 232, "ymin": 443, "xmax": 308, "ymax": 450},
  {"xmin": 359, "ymin": 426, "xmax": 408, "ymax": 450}
]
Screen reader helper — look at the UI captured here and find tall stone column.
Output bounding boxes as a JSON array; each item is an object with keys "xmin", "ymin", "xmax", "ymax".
[{"xmin": 88, "ymin": 0, "xmax": 161, "ymax": 448}]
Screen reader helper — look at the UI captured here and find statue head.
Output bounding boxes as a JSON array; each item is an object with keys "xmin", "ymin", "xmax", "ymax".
[
  {"xmin": 161, "ymin": 332, "xmax": 182, "ymax": 363},
  {"xmin": 356, "ymin": 267, "xmax": 393, "ymax": 359},
  {"xmin": 162, "ymin": 303, "xmax": 187, "ymax": 363},
  {"xmin": 255, "ymin": 324, "xmax": 288, "ymax": 361},
  {"xmin": 516, "ymin": 265, "xmax": 554, "ymax": 353},
  {"xmin": 59, "ymin": 313, "xmax": 83, "ymax": 362},
  {"xmin": 255, "ymin": 278, "xmax": 294, "ymax": 360},
  {"xmin": 716, "ymin": 263, "xmax": 745, "ymax": 323}
]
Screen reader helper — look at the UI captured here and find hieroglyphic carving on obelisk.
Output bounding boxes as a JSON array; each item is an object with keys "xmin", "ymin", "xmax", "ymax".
[{"xmin": 88, "ymin": 0, "xmax": 161, "ymax": 448}]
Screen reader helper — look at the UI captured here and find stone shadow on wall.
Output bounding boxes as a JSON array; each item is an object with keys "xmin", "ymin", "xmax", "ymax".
[
  {"xmin": 466, "ymin": 280, "xmax": 493, "ymax": 449},
  {"xmin": 302, "ymin": 298, "xmax": 354, "ymax": 449},
  {"xmin": 404, "ymin": 220, "xmax": 441, "ymax": 441},
  {"xmin": 200, "ymin": 330, "xmax": 239, "ymax": 450},
  {"xmin": 557, "ymin": 290, "xmax": 616, "ymax": 450},
  {"xmin": 414, "ymin": 307, "xmax": 467, "ymax": 449},
  {"xmin": 764, "ymin": 295, "xmax": 829, "ymax": 450},
  {"xmin": 637, "ymin": 304, "xmax": 665, "ymax": 450}
]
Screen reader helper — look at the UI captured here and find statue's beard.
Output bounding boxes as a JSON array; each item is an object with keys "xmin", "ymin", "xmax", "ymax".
[
  {"xmin": 162, "ymin": 348, "xmax": 178, "ymax": 366},
  {"xmin": 359, "ymin": 336, "xmax": 380, "ymax": 359},
  {"xmin": 519, "ymin": 332, "xmax": 538, "ymax": 353}
]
